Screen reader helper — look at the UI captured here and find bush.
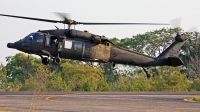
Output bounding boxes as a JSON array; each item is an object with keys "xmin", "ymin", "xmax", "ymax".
[{"xmin": 193, "ymin": 96, "xmax": 200, "ymax": 102}]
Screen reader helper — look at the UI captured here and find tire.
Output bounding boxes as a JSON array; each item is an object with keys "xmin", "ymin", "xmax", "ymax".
[
  {"xmin": 53, "ymin": 57, "xmax": 61, "ymax": 65},
  {"xmin": 42, "ymin": 57, "xmax": 49, "ymax": 65}
]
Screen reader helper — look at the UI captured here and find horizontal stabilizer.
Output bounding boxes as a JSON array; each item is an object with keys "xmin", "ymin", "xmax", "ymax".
[{"xmin": 168, "ymin": 57, "xmax": 183, "ymax": 66}]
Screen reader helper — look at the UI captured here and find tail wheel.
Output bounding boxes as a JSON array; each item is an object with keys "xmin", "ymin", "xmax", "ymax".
[
  {"xmin": 42, "ymin": 57, "xmax": 49, "ymax": 65},
  {"xmin": 53, "ymin": 57, "xmax": 61, "ymax": 65}
]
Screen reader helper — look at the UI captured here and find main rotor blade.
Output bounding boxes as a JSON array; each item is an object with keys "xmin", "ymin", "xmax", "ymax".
[
  {"xmin": 79, "ymin": 22, "xmax": 170, "ymax": 25},
  {"xmin": 0, "ymin": 14, "xmax": 170, "ymax": 26},
  {"xmin": 0, "ymin": 14, "xmax": 61, "ymax": 23}
]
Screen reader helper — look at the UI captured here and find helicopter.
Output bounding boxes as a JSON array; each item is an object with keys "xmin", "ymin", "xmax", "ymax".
[{"xmin": 0, "ymin": 13, "xmax": 187, "ymax": 78}]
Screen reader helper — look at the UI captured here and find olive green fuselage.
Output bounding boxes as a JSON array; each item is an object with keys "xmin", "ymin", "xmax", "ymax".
[{"xmin": 8, "ymin": 29, "xmax": 185, "ymax": 67}]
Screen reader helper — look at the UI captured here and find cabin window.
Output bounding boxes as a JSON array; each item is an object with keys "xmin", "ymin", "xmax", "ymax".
[
  {"xmin": 74, "ymin": 41, "xmax": 82, "ymax": 50},
  {"xmin": 45, "ymin": 37, "xmax": 51, "ymax": 47},
  {"xmin": 65, "ymin": 40, "xmax": 72, "ymax": 49}
]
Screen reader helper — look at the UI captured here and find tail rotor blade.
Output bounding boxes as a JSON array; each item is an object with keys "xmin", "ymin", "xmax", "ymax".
[
  {"xmin": 186, "ymin": 26, "xmax": 198, "ymax": 32},
  {"xmin": 170, "ymin": 18, "xmax": 182, "ymax": 28}
]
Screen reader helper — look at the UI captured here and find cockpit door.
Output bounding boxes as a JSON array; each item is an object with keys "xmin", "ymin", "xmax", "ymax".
[{"xmin": 31, "ymin": 33, "xmax": 44, "ymax": 53}]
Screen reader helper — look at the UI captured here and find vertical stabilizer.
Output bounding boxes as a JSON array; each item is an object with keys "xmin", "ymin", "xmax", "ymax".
[
  {"xmin": 157, "ymin": 33, "xmax": 187, "ymax": 59},
  {"xmin": 156, "ymin": 33, "xmax": 186, "ymax": 66}
]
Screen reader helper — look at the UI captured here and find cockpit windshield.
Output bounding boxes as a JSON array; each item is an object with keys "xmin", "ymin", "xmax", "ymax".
[
  {"xmin": 24, "ymin": 32, "xmax": 44, "ymax": 43},
  {"xmin": 24, "ymin": 33, "xmax": 35, "ymax": 41}
]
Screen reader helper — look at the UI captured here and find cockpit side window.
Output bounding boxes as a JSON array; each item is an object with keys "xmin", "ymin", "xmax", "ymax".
[{"xmin": 33, "ymin": 34, "xmax": 44, "ymax": 43}]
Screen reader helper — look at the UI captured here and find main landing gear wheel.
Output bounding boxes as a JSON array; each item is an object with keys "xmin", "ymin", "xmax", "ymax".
[
  {"xmin": 42, "ymin": 57, "xmax": 50, "ymax": 65},
  {"xmin": 53, "ymin": 57, "xmax": 61, "ymax": 65}
]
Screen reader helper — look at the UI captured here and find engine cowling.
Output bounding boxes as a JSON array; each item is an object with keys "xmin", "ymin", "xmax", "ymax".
[
  {"xmin": 91, "ymin": 35, "xmax": 101, "ymax": 43},
  {"xmin": 70, "ymin": 29, "xmax": 92, "ymax": 39},
  {"xmin": 69, "ymin": 29, "xmax": 106, "ymax": 44}
]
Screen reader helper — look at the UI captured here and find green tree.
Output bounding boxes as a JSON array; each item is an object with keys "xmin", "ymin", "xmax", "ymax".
[
  {"xmin": 190, "ymin": 78, "xmax": 200, "ymax": 91},
  {"xmin": 6, "ymin": 53, "xmax": 28, "ymax": 84},
  {"xmin": 181, "ymin": 31, "xmax": 200, "ymax": 79},
  {"xmin": 151, "ymin": 66, "xmax": 190, "ymax": 91},
  {"xmin": 0, "ymin": 63, "xmax": 7, "ymax": 91},
  {"xmin": 46, "ymin": 72, "xmax": 67, "ymax": 91},
  {"xmin": 5, "ymin": 53, "xmax": 52, "ymax": 91},
  {"xmin": 61, "ymin": 61, "xmax": 104, "ymax": 91}
]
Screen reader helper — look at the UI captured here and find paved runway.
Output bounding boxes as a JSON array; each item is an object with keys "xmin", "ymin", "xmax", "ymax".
[{"xmin": 0, "ymin": 92, "xmax": 200, "ymax": 112}]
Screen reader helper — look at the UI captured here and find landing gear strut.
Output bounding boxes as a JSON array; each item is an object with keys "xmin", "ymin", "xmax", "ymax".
[
  {"xmin": 41, "ymin": 50, "xmax": 61, "ymax": 65},
  {"xmin": 142, "ymin": 67, "xmax": 151, "ymax": 79},
  {"xmin": 53, "ymin": 52, "xmax": 61, "ymax": 65}
]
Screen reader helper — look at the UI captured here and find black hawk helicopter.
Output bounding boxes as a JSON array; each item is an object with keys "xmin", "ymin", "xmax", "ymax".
[{"xmin": 0, "ymin": 14, "xmax": 187, "ymax": 78}]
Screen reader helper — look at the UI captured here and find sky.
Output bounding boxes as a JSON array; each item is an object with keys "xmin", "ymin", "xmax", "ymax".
[{"xmin": 0, "ymin": 0, "xmax": 200, "ymax": 65}]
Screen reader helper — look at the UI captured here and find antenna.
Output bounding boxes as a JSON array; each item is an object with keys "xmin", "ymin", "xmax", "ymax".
[{"xmin": 54, "ymin": 25, "xmax": 59, "ymax": 30}]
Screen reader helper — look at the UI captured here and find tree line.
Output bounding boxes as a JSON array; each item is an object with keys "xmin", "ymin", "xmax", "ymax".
[{"xmin": 0, "ymin": 27, "xmax": 200, "ymax": 92}]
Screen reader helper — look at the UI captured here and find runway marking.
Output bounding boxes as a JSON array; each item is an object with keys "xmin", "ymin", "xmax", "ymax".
[
  {"xmin": 184, "ymin": 98, "xmax": 197, "ymax": 103},
  {"xmin": 0, "ymin": 110, "xmax": 13, "ymax": 112},
  {"xmin": 45, "ymin": 93, "xmax": 200, "ymax": 112}
]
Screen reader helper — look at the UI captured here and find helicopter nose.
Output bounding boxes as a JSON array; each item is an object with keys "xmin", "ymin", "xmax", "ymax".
[{"xmin": 7, "ymin": 43, "xmax": 15, "ymax": 48}]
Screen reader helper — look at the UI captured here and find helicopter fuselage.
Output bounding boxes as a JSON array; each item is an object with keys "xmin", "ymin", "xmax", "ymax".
[{"xmin": 7, "ymin": 29, "xmax": 185, "ymax": 67}]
